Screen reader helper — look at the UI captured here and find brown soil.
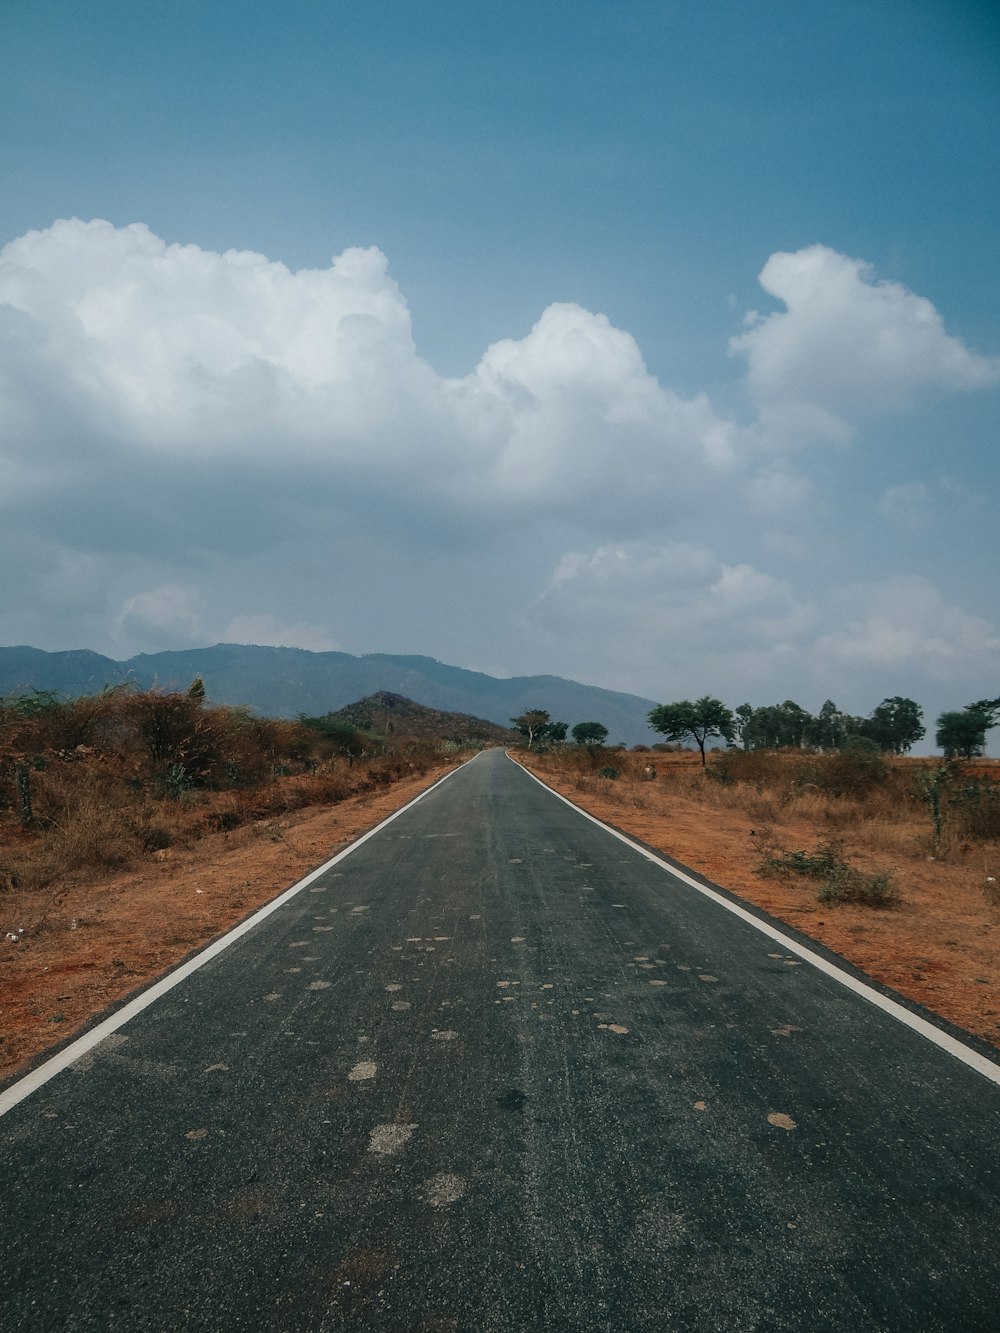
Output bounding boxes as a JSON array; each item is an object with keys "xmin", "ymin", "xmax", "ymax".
[
  {"xmin": 0, "ymin": 762, "xmax": 456, "ymax": 1082},
  {"xmin": 518, "ymin": 752, "xmax": 1000, "ymax": 1050}
]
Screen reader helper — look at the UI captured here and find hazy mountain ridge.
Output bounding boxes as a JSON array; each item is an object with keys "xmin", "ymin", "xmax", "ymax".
[{"xmin": 0, "ymin": 644, "xmax": 660, "ymax": 746}]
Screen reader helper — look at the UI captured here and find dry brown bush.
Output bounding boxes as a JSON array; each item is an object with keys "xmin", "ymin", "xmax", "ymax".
[{"xmin": 0, "ymin": 686, "xmax": 453, "ymax": 894}]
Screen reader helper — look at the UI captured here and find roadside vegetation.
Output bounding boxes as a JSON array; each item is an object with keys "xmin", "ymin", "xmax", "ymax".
[
  {"xmin": 519, "ymin": 742, "xmax": 1000, "ymax": 889},
  {"xmin": 510, "ymin": 689, "xmax": 1000, "ymax": 907},
  {"xmin": 0, "ymin": 682, "xmax": 464, "ymax": 898}
]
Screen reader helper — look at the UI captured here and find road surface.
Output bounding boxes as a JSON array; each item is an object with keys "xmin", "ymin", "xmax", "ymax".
[{"xmin": 2, "ymin": 748, "xmax": 1000, "ymax": 1331}]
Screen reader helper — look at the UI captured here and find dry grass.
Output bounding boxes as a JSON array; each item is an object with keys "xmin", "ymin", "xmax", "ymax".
[
  {"xmin": 0, "ymin": 686, "xmax": 451, "ymax": 900},
  {"xmin": 535, "ymin": 745, "xmax": 1000, "ymax": 880}
]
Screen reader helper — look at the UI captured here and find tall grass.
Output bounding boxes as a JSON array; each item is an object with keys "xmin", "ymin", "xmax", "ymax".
[{"xmin": 0, "ymin": 685, "xmax": 450, "ymax": 893}]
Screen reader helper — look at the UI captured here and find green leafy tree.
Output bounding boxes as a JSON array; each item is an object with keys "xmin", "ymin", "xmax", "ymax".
[
  {"xmin": 297, "ymin": 714, "xmax": 371, "ymax": 764},
  {"xmin": 648, "ymin": 696, "xmax": 735, "ymax": 766},
  {"xmin": 803, "ymin": 700, "xmax": 851, "ymax": 751},
  {"xmin": 571, "ymin": 721, "xmax": 609, "ymax": 748},
  {"xmin": 860, "ymin": 696, "xmax": 925, "ymax": 754},
  {"xmin": 733, "ymin": 703, "xmax": 754, "ymax": 748},
  {"xmin": 936, "ymin": 700, "xmax": 1000, "ymax": 758},
  {"xmin": 545, "ymin": 720, "xmax": 568, "ymax": 744},
  {"xmin": 742, "ymin": 700, "xmax": 811, "ymax": 750},
  {"xmin": 511, "ymin": 709, "xmax": 551, "ymax": 748}
]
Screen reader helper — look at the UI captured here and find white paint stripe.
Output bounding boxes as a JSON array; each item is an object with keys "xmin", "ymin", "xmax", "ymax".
[
  {"xmin": 0, "ymin": 758, "xmax": 475, "ymax": 1119},
  {"xmin": 513, "ymin": 756, "xmax": 1000, "ymax": 1087}
]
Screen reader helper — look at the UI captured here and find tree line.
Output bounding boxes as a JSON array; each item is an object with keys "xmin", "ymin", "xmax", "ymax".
[
  {"xmin": 649, "ymin": 695, "xmax": 1000, "ymax": 765},
  {"xmin": 510, "ymin": 711, "xmax": 609, "ymax": 749},
  {"xmin": 512, "ymin": 696, "xmax": 1000, "ymax": 764}
]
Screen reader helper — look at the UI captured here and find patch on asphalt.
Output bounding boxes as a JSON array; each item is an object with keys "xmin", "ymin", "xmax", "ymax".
[
  {"xmin": 768, "ymin": 1112, "xmax": 797, "ymax": 1130},
  {"xmin": 368, "ymin": 1123, "xmax": 417, "ymax": 1156},
  {"xmin": 424, "ymin": 1173, "xmax": 466, "ymax": 1208}
]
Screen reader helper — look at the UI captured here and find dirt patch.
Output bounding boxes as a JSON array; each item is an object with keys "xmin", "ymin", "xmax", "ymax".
[
  {"xmin": 518, "ymin": 752, "xmax": 1000, "ymax": 1050},
  {"xmin": 0, "ymin": 762, "xmax": 455, "ymax": 1082}
]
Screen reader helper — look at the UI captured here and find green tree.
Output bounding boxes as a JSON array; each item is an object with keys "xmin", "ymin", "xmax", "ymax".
[
  {"xmin": 571, "ymin": 721, "xmax": 608, "ymax": 748},
  {"xmin": 545, "ymin": 720, "xmax": 568, "ymax": 744},
  {"xmin": 511, "ymin": 709, "xmax": 551, "ymax": 748},
  {"xmin": 936, "ymin": 700, "xmax": 1000, "ymax": 758},
  {"xmin": 742, "ymin": 700, "xmax": 811, "ymax": 750},
  {"xmin": 298, "ymin": 714, "xmax": 370, "ymax": 764},
  {"xmin": 733, "ymin": 703, "xmax": 754, "ymax": 747},
  {"xmin": 803, "ymin": 699, "xmax": 851, "ymax": 751},
  {"xmin": 860, "ymin": 696, "xmax": 925, "ymax": 754},
  {"xmin": 648, "ymin": 696, "xmax": 735, "ymax": 766}
]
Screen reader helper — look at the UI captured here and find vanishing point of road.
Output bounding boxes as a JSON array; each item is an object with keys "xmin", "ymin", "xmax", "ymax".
[{"xmin": 2, "ymin": 748, "xmax": 1000, "ymax": 1332}]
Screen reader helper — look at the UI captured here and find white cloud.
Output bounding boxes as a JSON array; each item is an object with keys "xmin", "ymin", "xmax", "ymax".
[
  {"xmin": 527, "ymin": 547, "xmax": 1000, "ymax": 729},
  {"xmin": 746, "ymin": 468, "xmax": 813, "ymax": 516},
  {"xmin": 814, "ymin": 576, "xmax": 1000, "ymax": 675},
  {"xmin": 0, "ymin": 219, "xmax": 736, "ymax": 528},
  {"xmin": 116, "ymin": 584, "xmax": 204, "ymax": 644},
  {"xmin": 528, "ymin": 540, "xmax": 814, "ymax": 696},
  {"xmin": 0, "ymin": 218, "xmax": 997, "ymax": 731},
  {"xmin": 732, "ymin": 245, "xmax": 1000, "ymax": 438},
  {"xmin": 3, "ymin": 222, "xmax": 993, "ymax": 552}
]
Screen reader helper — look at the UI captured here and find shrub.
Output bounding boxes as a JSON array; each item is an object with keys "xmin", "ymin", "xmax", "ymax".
[
  {"xmin": 820, "ymin": 745, "xmax": 891, "ymax": 798},
  {"xmin": 759, "ymin": 837, "xmax": 898, "ymax": 908}
]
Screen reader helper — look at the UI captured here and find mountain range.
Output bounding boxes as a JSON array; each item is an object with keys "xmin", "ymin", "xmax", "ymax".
[{"xmin": 0, "ymin": 644, "xmax": 661, "ymax": 747}]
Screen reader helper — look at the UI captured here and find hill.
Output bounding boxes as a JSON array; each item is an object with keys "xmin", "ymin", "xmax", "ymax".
[
  {"xmin": 0, "ymin": 644, "xmax": 660, "ymax": 746},
  {"xmin": 325, "ymin": 692, "xmax": 518, "ymax": 745}
]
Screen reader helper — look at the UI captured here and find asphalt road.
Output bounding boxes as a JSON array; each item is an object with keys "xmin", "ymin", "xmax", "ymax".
[{"xmin": 3, "ymin": 748, "xmax": 1000, "ymax": 1332}]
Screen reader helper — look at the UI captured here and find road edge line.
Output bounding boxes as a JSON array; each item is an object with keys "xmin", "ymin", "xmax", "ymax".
[
  {"xmin": 0, "ymin": 755, "xmax": 476, "ymax": 1118},
  {"xmin": 513, "ymin": 755, "xmax": 1000, "ymax": 1087}
]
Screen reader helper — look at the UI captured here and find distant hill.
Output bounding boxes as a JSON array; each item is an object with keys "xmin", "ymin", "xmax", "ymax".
[
  {"xmin": 0, "ymin": 644, "xmax": 661, "ymax": 746},
  {"xmin": 325, "ymin": 692, "xmax": 518, "ymax": 745}
]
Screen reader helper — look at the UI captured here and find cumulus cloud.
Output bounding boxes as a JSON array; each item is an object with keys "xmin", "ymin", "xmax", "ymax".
[
  {"xmin": 527, "ymin": 539, "xmax": 814, "ymax": 697},
  {"xmin": 732, "ymin": 245, "xmax": 1000, "ymax": 440},
  {"xmin": 537, "ymin": 540, "xmax": 810, "ymax": 638},
  {"xmin": 0, "ymin": 218, "xmax": 735, "ymax": 530},
  {"xmin": 528, "ymin": 546, "xmax": 1000, "ymax": 725},
  {"xmin": 814, "ymin": 576, "xmax": 1000, "ymax": 676},
  {"xmin": 3, "ymin": 222, "xmax": 993, "ymax": 551},
  {"xmin": 745, "ymin": 468, "xmax": 813, "ymax": 516},
  {"xmin": 1, "ymin": 217, "xmax": 997, "ymax": 725},
  {"xmin": 116, "ymin": 584, "xmax": 204, "ymax": 647}
]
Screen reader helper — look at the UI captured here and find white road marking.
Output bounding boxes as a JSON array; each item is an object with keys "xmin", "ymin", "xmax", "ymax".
[
  {"xmin": 0, "ymin": 760, "xmax": 470, "ymax": 1118},
  {"xmin": 515, "ymin": 757, "xmax": 1000, "ymax": 1087}
]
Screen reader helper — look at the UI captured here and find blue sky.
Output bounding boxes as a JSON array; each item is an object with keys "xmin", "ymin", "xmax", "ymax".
[{"xmin": 1, "ymin": 0, "xmax": 998, "ymax": 745}]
